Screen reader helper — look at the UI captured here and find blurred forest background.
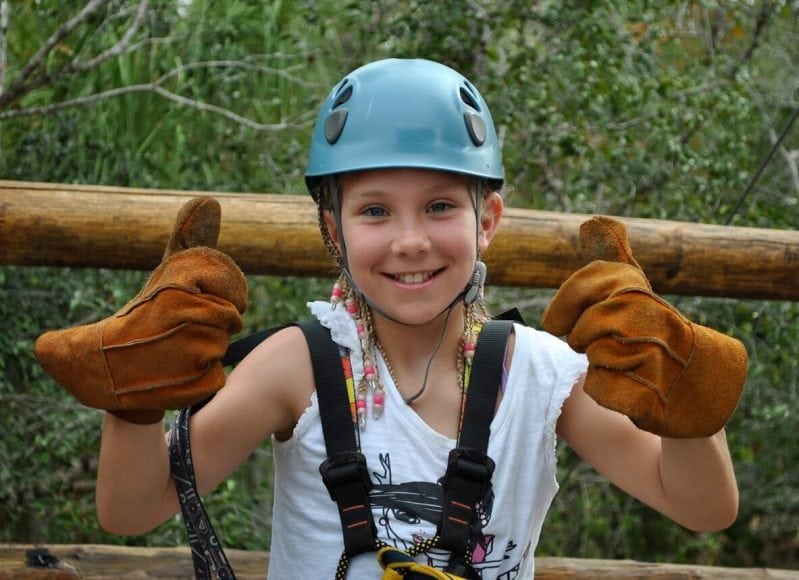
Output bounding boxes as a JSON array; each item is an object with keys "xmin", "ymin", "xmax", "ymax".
[{"xmin": 1, "ymin": 0, "xmax": 798, "ymax": 571}]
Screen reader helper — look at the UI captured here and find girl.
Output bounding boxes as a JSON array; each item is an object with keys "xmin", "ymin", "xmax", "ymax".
[{"xmin": 55, "ymin": 59, "xmax": 743, "ymax": 578}]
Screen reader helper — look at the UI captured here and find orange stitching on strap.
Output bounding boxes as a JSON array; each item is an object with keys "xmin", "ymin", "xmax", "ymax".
[{"xmin": 342, "ymin": 504, "xmax": 365, "ymax": 512}]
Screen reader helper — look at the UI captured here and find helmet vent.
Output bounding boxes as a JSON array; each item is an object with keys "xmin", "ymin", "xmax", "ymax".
[
  {"xmin": 324, "ymin": 82, "xmax": 353, "ymax": 144},
  {"xmin": 459, "ymin": 84, "xmax": 481, "ymax": 112},
  {"xmin": 324, "ymin": 109, "xmax": 348, "ymax": 144},
  {"xmin": 332, "ymin": 84, "xmax": 353, "ymax": 109},
  {"xmin": 464, "ymin": 111, "xmax": 487, "ymax": 146}
]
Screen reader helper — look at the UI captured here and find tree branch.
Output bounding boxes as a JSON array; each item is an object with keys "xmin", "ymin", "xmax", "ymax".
[
  {"xmin": 150, "ymin": 85, "xmax": 311, "ymax": 131},
  {"xmin": 0, "ymin": 0, "xmax": 151, "ymax": 109},
  {"xmin": 2, "ymin": 0, "xmax": 110, "ymax": 105},
  {"xmin": 0, "ymin": 0, "xmax": 8, "ymax": 99},
  {"xmin": 726, "ymin": 0, "xmax": 775, "ymax": 80},
  {"xmin": 158, "ymin": 57, "xmax": 314, "ymax": 88},
  {"xmin": 72, "ymin": 0, "xmax": 148, "ymax": 72},
  {"xmin": 751, "ymin": 86, "xmax": 799, "ymax": 200},
  {"xmin": 1, "ymin": 46, "xmax": 318, "ymax": 131},
  {"xmin": 780, "ymin": 146, "xmax": 799, "ymax": 201},
  {"xmin": 0, "ymin": 80, "xmax": 312, "ymax": 131}
]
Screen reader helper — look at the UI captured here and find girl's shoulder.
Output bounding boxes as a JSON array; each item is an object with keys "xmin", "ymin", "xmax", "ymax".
[
  {"xmin": 511, "ymin": 322, "xmax": 585, "ymax": 363},
  {"xmin": 223, "ymin": 324, "xmax": 318, "ymax": 438},
  {"xmin": 506, "ymin": 322, "xmax": 587, "ymax": 404}
]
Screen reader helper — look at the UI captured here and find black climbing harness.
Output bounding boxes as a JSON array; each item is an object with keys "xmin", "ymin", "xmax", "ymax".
[{"xmin": 169, "ymin": 314, "xmax": 518, "ymax": 579}]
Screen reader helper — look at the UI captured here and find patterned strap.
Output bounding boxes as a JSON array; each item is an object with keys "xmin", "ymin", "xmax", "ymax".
[{"xmin": 169, "ymin": 407, "xmax": 237, "ymax": 580}]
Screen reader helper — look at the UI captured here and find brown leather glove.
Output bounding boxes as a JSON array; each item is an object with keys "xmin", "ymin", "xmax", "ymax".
[
  {"xmin": 35, "ymin": 196, "xmax": 248, "ymax": 424},
  {"xmin": 541, "ymin": 216, "xmax": 747, "ymax": 438}
]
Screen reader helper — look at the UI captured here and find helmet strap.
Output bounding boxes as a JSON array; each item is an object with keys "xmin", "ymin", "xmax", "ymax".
[{"xmin": 463, "ymin": 181, "xmax": 486, "ymax": 306}]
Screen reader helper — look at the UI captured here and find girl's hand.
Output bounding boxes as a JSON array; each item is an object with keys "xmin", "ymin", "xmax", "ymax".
[
  {"xmin": 542, "ymin": 216, "xmax": 747, "ymax": 438},
  {"xmin": 35, "ymin": 196, "xmax": 248, "ymax": 424}
]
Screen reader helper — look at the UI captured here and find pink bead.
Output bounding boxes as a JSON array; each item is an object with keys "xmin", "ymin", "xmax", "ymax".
[
  {"xmin": 356, "ymin": 399, "xmax": 366, "ymax": 409},
  {"xmin": 373, "ymin": 393, "xmax": 385, "ymax": 405},
  {"xmin": 331, "ymin": 285, "xmax": 343, "ymax": 297},
  {"xmin": 364, "ymin": 365, "xmax": 375, "ymax": 376},
  {"xmin": 464, "ymin": 342, "xmax": 475, "ymax": 352}
]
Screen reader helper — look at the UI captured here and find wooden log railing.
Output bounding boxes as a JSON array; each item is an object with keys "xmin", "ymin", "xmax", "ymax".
[
  {"xmin": 2, "ymin": 180, "xmax": 799, "ymax": 301},
  {"xmin": 1, "ymin": 544, "xmax": 798, "ymax": 579}
]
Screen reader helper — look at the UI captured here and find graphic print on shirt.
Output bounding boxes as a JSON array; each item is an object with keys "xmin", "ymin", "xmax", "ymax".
[{"xmin": 369, "ymin": 452, "xmax": 526, "ymax": 576}]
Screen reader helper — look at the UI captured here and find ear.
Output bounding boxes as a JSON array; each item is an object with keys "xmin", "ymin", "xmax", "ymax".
[
  {"xmin": 478, "ymin": 192, "xmax": 503, "ymax": 252},
  {"xmin": 322, "ymin": 209, "xmax": 341, "ymax": 252}
]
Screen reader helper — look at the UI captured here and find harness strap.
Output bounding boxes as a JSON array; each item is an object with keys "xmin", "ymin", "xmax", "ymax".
[
  {"xmin": 220, "ymin": 324, "xmax": 289, "ymax": 367},
  {"xmin": 458, "ymin": 319, "xmax": 512, "ymax": 451},
  {"xmin": 438, "ymin": 319, "xmax": 513, "ymax": 571},
  {"xmin": 297, "ymin": 320, "xmax": 378, "ymax": 557}
]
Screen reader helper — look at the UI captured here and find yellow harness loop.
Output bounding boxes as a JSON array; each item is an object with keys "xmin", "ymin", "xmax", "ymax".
[{"xmin": 377, "ymin": 546, "xmax": 467, "ymax": 579}]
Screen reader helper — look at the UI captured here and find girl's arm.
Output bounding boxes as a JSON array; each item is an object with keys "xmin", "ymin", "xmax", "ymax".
[
  {"xmin": 557, "ymin": 376, "xmax": 738, "ymax": 532},
  {"xmin": 96, "ymin": 416, "xmax": 177, "ymax": 535},
  {"xmin": 95, "ymin": 325, "xmax": 314, "ymax": 535}
]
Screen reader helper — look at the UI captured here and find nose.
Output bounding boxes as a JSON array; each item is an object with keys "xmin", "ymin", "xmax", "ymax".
[{"xmin": 391, "ymin": 218, "xmax": 431, "ymax": 256}]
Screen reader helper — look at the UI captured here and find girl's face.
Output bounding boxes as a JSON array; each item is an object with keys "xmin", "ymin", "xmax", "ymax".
[{"xmin": 324, "ymin": 168, "xmax": 503, "ymax": 326}]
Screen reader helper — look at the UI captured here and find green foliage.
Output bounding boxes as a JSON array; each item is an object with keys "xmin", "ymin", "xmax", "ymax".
[
  {"xmin": 2, "ymin": 0, "xmax": 799, "ymax": 570},
  {"xmin": 0, "ymin": 266, "xmax": 142, "ymax": 542}
]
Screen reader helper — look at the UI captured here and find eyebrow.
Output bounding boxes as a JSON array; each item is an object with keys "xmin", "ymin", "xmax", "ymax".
[{"xmin": 345, "ymin": 180, "xmax": 470, "ymax": 200}]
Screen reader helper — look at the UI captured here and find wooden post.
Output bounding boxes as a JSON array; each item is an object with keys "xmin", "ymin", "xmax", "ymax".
[
  {"xmin": 2, "ymin": 180, "xmax": 799, "ymax": 300},
  {"xmin": 2, "ymin": 545, "xmax": 798, "ymax": 579}
]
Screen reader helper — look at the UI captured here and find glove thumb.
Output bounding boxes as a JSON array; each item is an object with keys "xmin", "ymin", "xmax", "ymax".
[
  {"xmin": 163, "ymin": 195, "xmax": 221, "ymax": 258},
  {"xmin": 580, "ymin": 216, "xmax": 646, "ymax": 276},
  {"xmin": 541, "ymin": 217, "xmax": 650, "ymax": 336}
]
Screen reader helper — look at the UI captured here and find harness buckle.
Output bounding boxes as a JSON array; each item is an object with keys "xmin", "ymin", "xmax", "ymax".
[
  {"xmin": 445, "ymin": 553, "xmax": 482, "ymax": 580},
  {"xmin": 319, "ymin": 451, "xmax": 373, "ymax": 501},
  {"xmin": 442, "ymin": 447, "xmax": 495, "ymax": 494},
  {"xmin": 437, "ymin": 447, "xmax": 496, "ymax": 557},
  {"xmin": 319, "ymin": 451, "xmax": 377, "ymax": 558}
]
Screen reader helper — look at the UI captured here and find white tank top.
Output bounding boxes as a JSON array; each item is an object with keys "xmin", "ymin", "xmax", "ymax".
[{"xmin": 267, "ymin": 301, "xmax": 587, "ymax": 579}]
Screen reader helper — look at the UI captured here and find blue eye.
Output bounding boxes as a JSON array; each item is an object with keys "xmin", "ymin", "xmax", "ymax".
[
  {"xmin": 429, "ymin": 201, "xmax": 452, "ymax": 213},
  {"xmin": 364, "ymin": 206, "xmax": 387, "ymax": 217}
]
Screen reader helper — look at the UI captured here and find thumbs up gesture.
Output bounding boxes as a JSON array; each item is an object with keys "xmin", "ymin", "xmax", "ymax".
[
  {"xmin": 35, "ymin": 196, "xmax": 248, "ymax": 424},
  {"xmin": 541, "ymin": 217, "xmax": 747, "ymax": 438}
]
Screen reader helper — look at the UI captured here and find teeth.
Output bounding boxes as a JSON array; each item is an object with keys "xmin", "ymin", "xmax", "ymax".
[{"xmin": 396, "ymin": 272, "xmax": 433, "ymax": 284}]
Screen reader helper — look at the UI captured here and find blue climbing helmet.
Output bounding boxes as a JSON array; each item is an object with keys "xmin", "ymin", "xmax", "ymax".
[{"xmin": 304, "ymin": 58, "xmax": 504, "ymax": 201}]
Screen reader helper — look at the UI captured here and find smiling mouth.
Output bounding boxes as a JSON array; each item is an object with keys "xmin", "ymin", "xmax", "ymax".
[{"xmin": 390, "ymin": 269, "xmax": 442, "ymax": 285}]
